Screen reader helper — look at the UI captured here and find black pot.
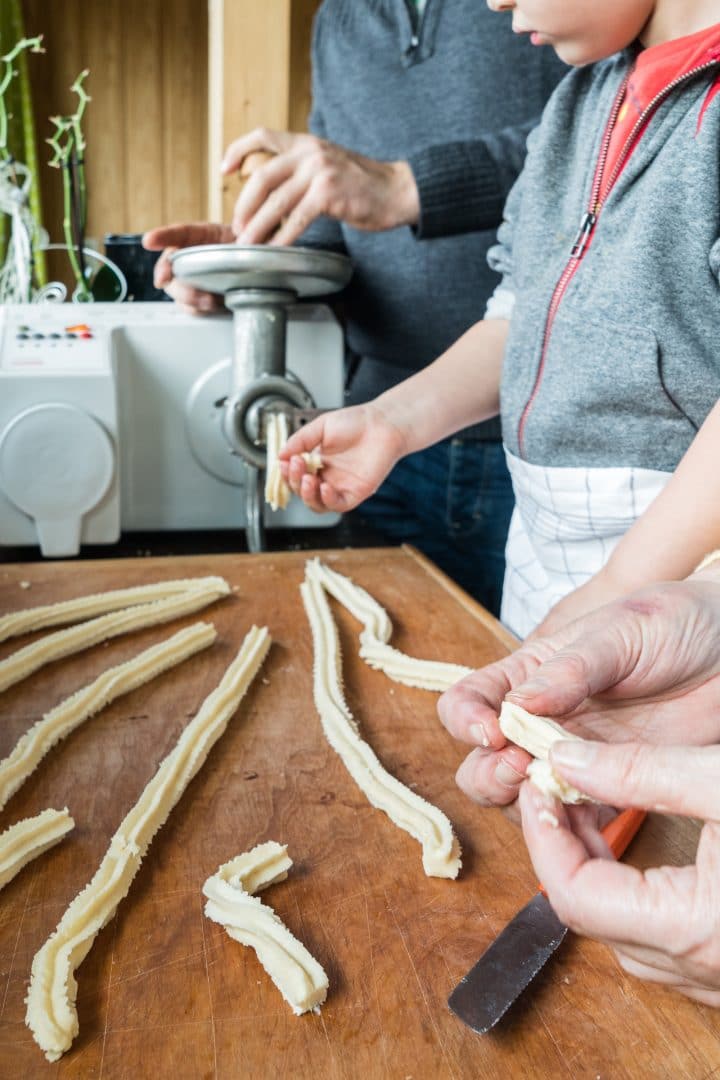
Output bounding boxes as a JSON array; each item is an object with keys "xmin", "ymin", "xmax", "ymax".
[{"xmin": 103, "ymin": 233, "xmax": 170, "ymax": 302}]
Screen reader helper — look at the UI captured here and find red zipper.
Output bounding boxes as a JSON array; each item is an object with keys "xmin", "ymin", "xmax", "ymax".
[{"xmin": 516, "ymin": 57, "xmax": 720, "ymax": 458}]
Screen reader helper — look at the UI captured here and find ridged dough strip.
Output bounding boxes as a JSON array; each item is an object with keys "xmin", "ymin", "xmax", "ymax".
[
  {"xmin": 0, "ymin": 581, "xmax": 230, "ymax": 695},
  {"xmin": 25, "ymin": 624, "xmax": 271, "ymax": 1063},
  {"xmin": 305, "ymin": 560, "xmax": 472, "ymax": 691},
  {"xmin": 308, "ymin": 562, "xmax": 594, "ymax": 804},
  {"xmin": 301, "ymin": 573, "xmax": 460, "ymax": 879},
  {"xmin": 265, "ymin": 414, "xmax": 323, "ymax": 512},
  {"xmin": 0, "ymin": 808, "xmax": 74, "ymax": 891},
  {"xmin": 0, "ymin": 623, "xmax": 216, "ymax": 814},
  {"xmin": 265, "ymin": 412, "xmax": 292, "ymax": 512},
  {"xmin": 203, "ymin": 841, "xmax": 328, "ymax": 1015},
  {"xmin": 499, "ymin": 701, "xmax": 594, "ymax": 804},
  {"xmin": 0, "ymin": 576, "xmax": 230, "ymax": 643}
]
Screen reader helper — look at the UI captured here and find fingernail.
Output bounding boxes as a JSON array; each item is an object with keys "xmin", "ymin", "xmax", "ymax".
[
  {"xmin": 469, "ymin": 723, "xmax": 489, "ymax": 748},
  {"xmin": 550, "ymin": 740, "xmax": 596, "ymax": 770},
  {"xmin": 495, "ymin": 760, "xmax": 526, "ymax": 787},
  {"xmin": 513, "ymin": 678, "xmax": 548, "ymax": 698}
]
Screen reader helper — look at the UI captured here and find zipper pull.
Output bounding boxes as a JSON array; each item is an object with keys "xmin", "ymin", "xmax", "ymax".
[{"xmin": 570, "ymin": 211, "xmax": 597, "ymax": 260}]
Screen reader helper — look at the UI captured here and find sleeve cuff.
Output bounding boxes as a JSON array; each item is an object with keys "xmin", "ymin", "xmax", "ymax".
[
  {"xmin": 484, "ymin": 285, "xmax": 516, "ymax": 321},
  {"xmin": 409, "ymin": 141, "xmax": 505, "ymax": 240}
]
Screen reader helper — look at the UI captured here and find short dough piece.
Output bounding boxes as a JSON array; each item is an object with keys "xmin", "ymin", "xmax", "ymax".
[
  {"xmin": 25, "ymin": 625, "xmax": 271, "ymax": 1062},
  {"xmin": 0, "ymin": 581, "xmax": 229, "ymax": 695},
  {"xmin": 203, "ymin": 841, "xmax": 328, "ymax": 1015},
  {"xmin": 265, "ymin": 412, "xmax": 292, "ymax": 512},
  {"xmin": 0, "ymin": 623, "xmax": 216, "ymax": 814},
  {"xmin": 301, "ymin": 572, "xmax": 461, "ymax": 878},
  {"xmin": 0, "ymin": 808, "xmax": 74, "ymax": 891},
  {"xmin": 301, "ymin": 450, "xmax": 323, "ymax": 473},
  {"xmin": 264, "ymin": 414, "xmax": 324, "ymax": 512},
  {"xmin": 306, "ymin": 560, "xmax": 471, "ymax": 691},
  {"xmin": 0, "ymin": 576, "xmax": 230, "ymax": 644},
  {"xmin": 499, "ymin": 701, "xmax": 594, "ymax": 804}
]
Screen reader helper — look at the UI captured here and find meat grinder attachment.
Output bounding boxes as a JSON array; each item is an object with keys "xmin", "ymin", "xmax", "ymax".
[{"xmin": 169, "ymin": 244, "xmax": 352, "ymax": 552}]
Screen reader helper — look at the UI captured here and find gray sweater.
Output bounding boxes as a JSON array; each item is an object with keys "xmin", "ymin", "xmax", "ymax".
[
  {"xmin": 301, "ymin": 0, "xmax": 566, "ymax": 438},
  {"xmin": 491, "ymin": 47, "xmax": 720, "ymax": 470}
]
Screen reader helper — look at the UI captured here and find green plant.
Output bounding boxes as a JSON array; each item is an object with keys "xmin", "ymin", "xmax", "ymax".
[
  {"xmin": 0, "ymin": 28, "xmax": 44, "ymax": 300},
  {"xmin": 47, "ymin": 69, "xmax": 92, "ymax": 301}
]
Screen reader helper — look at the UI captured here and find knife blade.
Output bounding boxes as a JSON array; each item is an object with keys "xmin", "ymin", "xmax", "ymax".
[{"xmin": 448, "ymin": 806, "xmax": 646, "ymax": 1033}]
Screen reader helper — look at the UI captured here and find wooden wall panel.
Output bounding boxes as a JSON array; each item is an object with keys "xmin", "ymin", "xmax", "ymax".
[
  {"xmin": 122, "ymin": 0, "xmax": 165, "ymax": 231},
  {"xmin": 209, "ymin": 0, "xmax": 322, "ymax": 222},
  {"xmin": 289, "ymin": 0, "xmax": 321, "ymax": 133},
  {"xmin": 163, "ymin": 0, "xmax": 209, "ymax": 224},
  {"xmin": 22, "ymin": 0, "xmax": 208, "ymax": 243},
  {"xmin": 19, "ymin": 0, "xmax": 318, "ymax": 248},
  {"xmin": 84, "ymin": 1, "xmax": 127, "ymax": 237}
]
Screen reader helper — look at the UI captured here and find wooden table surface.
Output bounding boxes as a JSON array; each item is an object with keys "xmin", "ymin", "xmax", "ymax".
[{"xmin": 0, "ymin": 547, "xmax": 717, "ymax": 1079}]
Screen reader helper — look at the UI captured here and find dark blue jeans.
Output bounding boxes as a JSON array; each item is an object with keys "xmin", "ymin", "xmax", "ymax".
[{"xmin": 350, "ymin": 438, "xmax": 514, "ymax": 616}]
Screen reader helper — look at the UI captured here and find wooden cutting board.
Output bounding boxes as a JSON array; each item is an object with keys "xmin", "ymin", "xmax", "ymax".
[{"xmin": 0, "ymin": 547, "xmax": 717, "ymax": 1079}]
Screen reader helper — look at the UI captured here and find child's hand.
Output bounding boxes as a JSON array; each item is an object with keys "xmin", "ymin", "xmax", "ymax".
[{"xmin": 279, "ymin": 403, "xmax": 409, "ymax": 513}]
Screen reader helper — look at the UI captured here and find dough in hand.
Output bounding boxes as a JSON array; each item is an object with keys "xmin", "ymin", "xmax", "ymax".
[{"xmin": 499, "ymin": 701, "xmax": 594, "ymax": 804}]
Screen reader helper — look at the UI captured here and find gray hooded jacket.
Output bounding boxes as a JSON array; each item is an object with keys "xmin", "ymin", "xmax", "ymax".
[
  {"xmin": 490, "ymin": 45, "xmax": 720, "ymax": 471},
  {"xmin": 302, "ymin": 0, "xmax": 566, "ymax": 437}
]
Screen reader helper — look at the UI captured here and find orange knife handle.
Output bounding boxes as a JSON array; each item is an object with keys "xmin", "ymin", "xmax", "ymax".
[
  {"xmin": 538, "ymin": 807, "xmax": 645, "ymax": 897},
  {"xmin": 602, "ymin": 807, "xmax": 646, "ymax": 858}
]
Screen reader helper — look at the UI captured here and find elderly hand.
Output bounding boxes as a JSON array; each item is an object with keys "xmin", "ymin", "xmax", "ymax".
[
  {"xmin": 520, "ymin": 742, "xmax": 720, "ymax": 1005},
  {"xmin": 437, "ymin": 575, "xmax": 720, "ymax": 811},
  {"xmin": 142, "ymin": 223, "xmax": 234, "ymax": 314},
  {"xmin": 222, "ymin": 128, "xmax": 420, "ymax": 245},
  {"xmin": 278, "ymin": 402, "xmax": 408, "ymax": 513},
  {"xmin": 529, "ymin": 564, "xmax": 632, "ymax": 639}
]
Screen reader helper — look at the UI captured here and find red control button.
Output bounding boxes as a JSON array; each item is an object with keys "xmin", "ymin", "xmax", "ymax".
[{"xmin": 80, "ymin": 332, "xmax": 93, "ymax": 339}]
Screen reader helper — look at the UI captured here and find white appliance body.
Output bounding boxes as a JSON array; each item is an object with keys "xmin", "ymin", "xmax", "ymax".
[{"xmin": 0, "ymin": 302, "xmax": 343, "ymax": 557}]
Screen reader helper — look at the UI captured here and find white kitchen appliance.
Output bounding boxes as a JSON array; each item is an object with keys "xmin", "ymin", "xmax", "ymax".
[{"xmin": 0, "ymin": 247, "xmax": 349, "ymax": 558}]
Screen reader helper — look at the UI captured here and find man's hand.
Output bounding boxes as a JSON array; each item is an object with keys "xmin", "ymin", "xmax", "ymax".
[
  {"xmin": 520, "ymin": 742, "xmax": 720, "ymax": 1005},
  {"xmin": 142, "ymin": 223, "xmax": 234, "ymax": 314},
  {"xmin": 437, "ymin": 577, "xmax": 720, "ymax": 810},
  {"xmin": 278, "ymin": 402, "xmax": 409, "ymax": 514},
  {"xmin": 222, "ymin": 128, "xmax": 420, "ymax": 245}
]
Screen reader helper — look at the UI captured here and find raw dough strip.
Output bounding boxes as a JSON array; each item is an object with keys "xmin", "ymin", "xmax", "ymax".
[
  {"xmin": 265, "ymin": 411, "xmax": 292, "ymax": 512},
  {"xmin": 306, "ymin": 560, "xmax": 471, "ymax": 691},
  {"xmin": 309, "ymin": 562, "xmax": 592, "ymax": 803},
  {"xmin": 301, "ymin": 573, "xmax": 460, "ymax": 879},
  {"xmin": 306, "ymin": 558, "xmax": 392, "ymax": 643},
  {"xmin": 499, "ymin": 701, "xmax": 593, "ymax": 804},
  {"xmin": 0, "ymin": 808, "xmax": 74, "ymax": 891},
  {"xmin": 0, "ymin": 583, "xmax": 229, "ymax": 696},
  {"xmin": 264, "ymin": 414, "xmax": 324, "ymax": 513},
  {"xmin": 25, "ymin": 624, "xmax": 271, "ymax": 1062},
  {"xmin": 0, "ymin": 576, "xmax": 230, "ymax": 644},
  {"xmin": 203, "ymin": 841, "xmax": 328, "ymax": 1015},
  {"xmin": 358, "ymin": 638, "xmax": 473, "ymax": 693},
  {"xmin": 0, "ymin": 623, "xmax": 216, "ymax": 814}
]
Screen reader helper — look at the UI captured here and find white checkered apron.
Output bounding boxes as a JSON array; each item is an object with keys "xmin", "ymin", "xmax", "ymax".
[{"xmin": 500, "ymin": 450, "xmax": 671, "ymax": 639}]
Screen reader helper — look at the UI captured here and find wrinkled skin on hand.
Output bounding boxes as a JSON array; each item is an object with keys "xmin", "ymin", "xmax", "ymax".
[
  {"xmin": 437, "ymin": 577, "xmax": 720, "ymax": 811},
  {"xmin": 520, "ymin": 743, "xmax": 720, "ymax": 1006},
  {"xmin": 439, "ymin": 574, "xmax": 720, "ymax": 1004}
]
